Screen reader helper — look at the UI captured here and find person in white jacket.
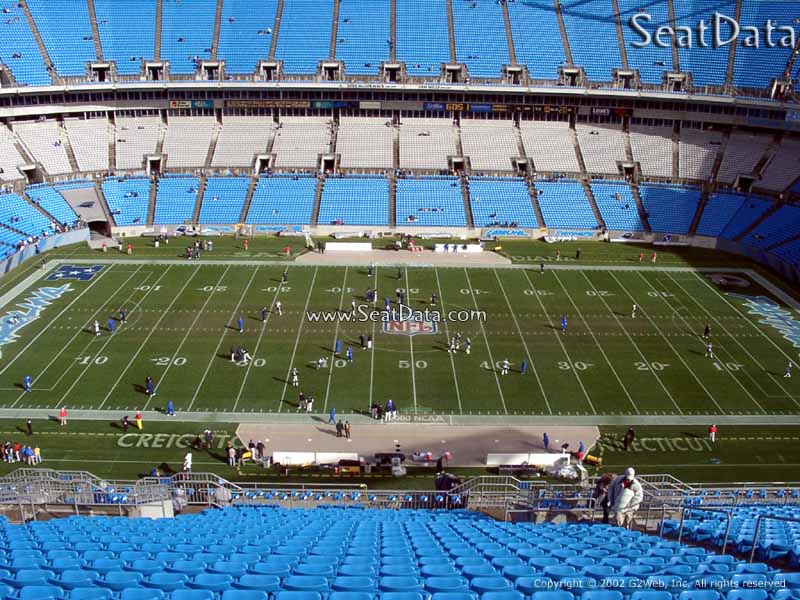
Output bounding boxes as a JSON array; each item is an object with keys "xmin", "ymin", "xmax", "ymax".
[{"xmin": 608, "ymin": 467, "xmax": 644, "ymax": 529}]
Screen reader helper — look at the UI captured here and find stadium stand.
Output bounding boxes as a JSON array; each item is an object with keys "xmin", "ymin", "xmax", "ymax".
[
  {"xmin": 674, "ymin": 0, "xmax": 736, "ymax": 88},
  {"xmin": 679, "ymin": 128, "xmax": 723, "ymax": 181},
  {"xmin": 115, "ymin": 116, "xmax": 163, "ymax": 172},
  {"xmin": 469, "ymin": 177, "xmax": 539, "ymax": 228},
  {"xmin": 160, "ymin": 0, "xmax": 216, "ymax": 76},
  {"xmin": 318, "ymin": 176, "xmax": 389, "ymax": 226},
  {"xmin": 274, "ymin": 0, "xmax": 333, "ymax": 75},
  {"xmin": 719, "ymin": 195, "xmax": 775, "ymax": 241},
  {"xmin": 399, "ymin": 118, "xmax": 456, "ymax": 171},
  {"xmin": 272, "ymin": 117, "xmax": 332, "ymax": 170},
  {"xmin": 0, "ymin": 0, "xmax": 50, "ymax": 87},
  {"xmin": 154, "ymin": 176, "xmax": 200, "ymax": 225},
  {"xmin": 336, "ymin": 0, "xmax": 391, "ymax": 76},
  {"xmin": 740, "ymin": 205, "xmax": 800, "ymax": 250},
  {"xmin": 696, "ymin": 192, "xmax": 752, "ymax": 238},
  {"xmin": 94, "ymin": 0, "xmax": 156, "ymax": 76},
  {"xmin": 717, "ymin": 133, "xmax": 772, "ymax": 185},
  {"xmin": 629, "ymin": 125, "xmax": 674, "ymax": 179},
  {"xmin": 337, "ymin": 117, "xmax": 394, "ymax": 170},
  {"xmin": 395, "ymin": 0, "xmax": 450, "ymax": 77},
  {"xmin": 27, "ymin": 0, "xmax": 97, "ymax": 78},
  {"xmin": 211, "ymin": 117, "xmax": 275, "ymax": 169},
  {"xmin": 0, "ymin": 126, "xmax": 26, "ymax": 182},
  {"xmin": 163, "ymin": 117, "xmax": 216, "ymax": 169},
  {"xmin": 617, "ymin": 0, "xmax": 675, "ymax": 85},
  {"xmin": 639, "ymin": 184, "xmax": 702, "ymax": 235},
  {"xmin": 560, "ymin": 0, "xmax": 622, "ymax": 82},
  {"xmin": 26, "ymin": 181, "xmax": 84, "ymax": 227},
  {"xmin": 733, "ymin": 2, "xmax": 797, "ymax": 90},
  {"xmin": 245, "ymin": 175, "xmax": 317, "ymax": 225},
  {"xmin": 460, "ymin": 120, "xmax": 518, "ymax": 172},
  {"xmin": 217, "ymin": 0, "xmax": 279, "ymax": 75},
  {"xmin": 520, "ymin": 121, "xmax": 580, "ymax": 173},
  {"xmin": 759, "ymin": 140, "xmax": 800, "ymax": 192},
  {"xmin": 590, "ymin": 182, "xmax": 644, "ymax": 231},
  {"xmin": 771, "ymin": 237, "xmax": 800, "ymax": 266},
  {"xmin": 576, "ymin": 124, "xmax": 626, "ymax": 175},
  {"xmin": 197, "ymin": 177, "xmax": 250, "ymax": 225},
  {"xmin": 0, "ymin": 191, "xmax": 52, "ymax": 238},
  {"xmin": 507, "ymin": 0, "xmax": 565, "ymax": 81},
  {"xmin": 13, "ymin": 120, "xmax": 72, "ymax": 175},
  {"xmin": 396, "ymin": 177, "xmax": 467, "ymax": 227},
  {"xmin": 451, "ymin": 0, "xmax": 509, "ymax": 79},
  {"xmin": 64, "ymin": 118, "xmax": 109, "ymax": 172},
  {"xmin": 102, "ymin": 177, "xmax": 151, "ymax": 226},
  {"xmin": 535, "ymin": 180, "xmax": 599, "ymax": 229}
]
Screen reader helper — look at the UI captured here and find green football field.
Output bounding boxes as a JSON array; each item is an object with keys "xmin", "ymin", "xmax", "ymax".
[{"xmin": 0, "ymin": 255, "xmax": 799, "ymax": 418}]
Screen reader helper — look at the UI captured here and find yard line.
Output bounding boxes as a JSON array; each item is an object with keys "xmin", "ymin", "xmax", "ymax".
[
  {"xmin": 97, "ymin": 267, "xmax": 201, "ymax": 408},
  {"xmin": 580, "ymin": 271, "xmax": 683, "ymax": 415},
  {"xmin": 54, "ymin": 266, "xmax": 176, "ymax": 408},
  {"xmin": 552, "ymin": 271, "xmax": 639, "ymax": 414},
  {"xmin": 493, "ymin": 269, "xmax": 550, "ymax": 414},
  {"xmin": 232, "ymin": 267, "xmax": 285, "ymax": 412},
  {"xmin": 321, "ymin": 267, "xmax": 347, "ymax": 414},
  {"xmin": 38, "ymin": 267, "xmax": 148, "ymax": 394},
  {"xmin": 187, "ymin": 266, "xmax": 260, "ymax": 412},
  {"xmin": 521, "ymin": 270, "xmax": 595, "ymax": 414},
  {"xmin": 278, "ymin": 267, "xmax": 319, "ymax": 412},
  {"xmin": 610, "ymin": 271, "xmax": 723, "ymax": 414},
  {"xmin": 463, "ymin": 268, "xmax": 507, "ymax": 415},
  {"xmin": 148, "ymin": 265, "xmax": 232, "ymax": 409},
  {"xmin": 404, "ymin": 269, "xmax": 418, "ymax": 413},
  {"xmin": 0, "ymin": 264, "xmax": 115, "ymax": 378},
  {"xmin": 433, "ymin": 267, "xmax": 463, "ymax": 414},
  {"xmin": 368, "ymin": 266, "xmax": 377, "ymax": 412},
  {"xmin": 668, "ymin": 272, "xmax": 786, "ymax": 411}
]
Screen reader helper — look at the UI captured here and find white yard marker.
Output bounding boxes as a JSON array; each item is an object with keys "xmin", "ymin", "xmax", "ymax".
[
  {"xmin": 434, "ymin": 267, "xmax": 463, "ymax": 414},
  {"xmin": 405, "ymin": 269, "xmax": 418, "ymax": 413},
  {"xmin": 321, "ymin": 268, "xmax": 347, "ymax": 413}
]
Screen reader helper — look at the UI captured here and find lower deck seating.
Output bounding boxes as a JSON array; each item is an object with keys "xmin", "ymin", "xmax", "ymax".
[
  {"xmin": 396, "ymin": 177, "xmax": 467, "ymax": 227},
  {"xmin": 469, "ymin": 177, "xmax": 539, "ymax": 228},
  {"xmin": 534, "ymin": 180, "xmax": 598, "ymax": 230},
  {"xmin": 154, "ymin": 177, "xmax": 200, "ymax": 225},
  {"xmin": 590, "ymin": 182, "xmax": 643, "ymax": 232},
  {"xmin": 245, "ymin": 175, "xmax": 317, "ymax": 225},
  {"xmin": 102, "ymin": 177, "xmax": 151, "ymax": 226},
  {"xmin": 26, "ymin": 182, "xmax": 84, "ymax": 227},
  {"xmin": 638, "ymin": 185, "xmax": 701, "ymax": 235},
  {"xmin": 0, "ymin": 192, "xmax": 53, "ymax": 238},
  {"xmin": 198, "ymin": 178, "xmax": 250, "ymax": 224},
  {"xmin": 318, "ymin": 177, "xmax": 389, "ymax": 226}
]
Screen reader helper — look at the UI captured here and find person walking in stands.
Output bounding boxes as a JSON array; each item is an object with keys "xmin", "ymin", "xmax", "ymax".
[
  {"xmin": 708, "ymin": 423, "xmax": 717, "ymax": 443},
  {"xmin": 135, "ymin": 409, "xmax": 143, "ymax": 430},
  {"xmin": 608, "ymin": 468, "xmax": 644, "ymax": 529},
  {"xmin": 593, "ymin": 473, "xmax": 615, "ymax": 524},
  {"xmin": 59, "ymin": 407, "xmax": 67, "ymax": 427}
]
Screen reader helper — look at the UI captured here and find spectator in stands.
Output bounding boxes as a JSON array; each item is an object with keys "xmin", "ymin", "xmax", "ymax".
[
  {"xmin": 592, "ymin": 473, "xmax": 615, "ymax": 524},
  {"xmin": 608, "ymin": 467, "xmax": 643, "ymax": 529}
]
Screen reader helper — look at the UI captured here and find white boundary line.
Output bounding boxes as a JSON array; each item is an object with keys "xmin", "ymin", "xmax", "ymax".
[
  {"xmin": 463, "ymin": 268, "xmax": 507, "ymax": 415},
  {"xmin": 493, "ymin": 268, "xmax": 550, "ymax": 414},
  {"xmin": 272, "ymin": 266, "xmax": 317, "ymax": 412},
  {"xmin": 433, "ymin": 267, "xmax": 463, "ymax": 414},
  {"xmin": 552, "ymin": 271, "xmax": 639, "ymax": 414},
  {"xmin": 404, "ymin": 269, "xmax": 418, "ymax": 413},
  {"xmin": 610, "ymin": 271, "xmax": 723, "ymax": 414},
  {"xmin": 580, "ymin": 271, "xmax": 683, "ymax": 415},
  {"xmin": 186, "ymin": 266, "xmax": 260, "ymax": 412},
  {"xmin": 0, "ymin": 264, "xmax": 115, "ymax": 378},
  {"xmin": 368, "ymin": 266, "xmax": 377, "ymax": 412},
  {"xmin": 53, "ymin": 266, "xmax": 176, "ymax": 408},
  {"xmin": 321, "ymin": 267, "xmax": 347, "ymax": 414},
  {"xmin": 232, "ymin": 268, "xmax": 285, "ymax": 412},
  {"xmin": 521, "ymin": 270, "xmax": 596, "ymax": 414},
  {"xmin": 147, "ymin": 265, "xmax": 232, "ymax": 409},
  {"xmin": 97, "ymin": 266, "xmax": 202, "ymax": 409}
]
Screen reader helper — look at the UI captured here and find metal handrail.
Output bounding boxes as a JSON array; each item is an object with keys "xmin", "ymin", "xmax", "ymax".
[
  {"xmin": 676, "ymin": 506, "xmax": 733, "ymax": 554},
  {"xmin": 747, "ymin": 514, "xmax": 800, "ymax": 563}
]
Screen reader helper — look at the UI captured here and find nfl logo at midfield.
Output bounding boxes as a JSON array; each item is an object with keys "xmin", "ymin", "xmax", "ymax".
[{"xmin": 383, "ymin": 318, "xmax": 438, "ymax": 336}]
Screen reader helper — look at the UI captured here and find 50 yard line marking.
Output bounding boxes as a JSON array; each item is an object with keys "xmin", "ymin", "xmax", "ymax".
[
  {"xmin": 493, "ymin": 268, "xmax": 549, "ymax": 414},
  {"xmin": 277, "ymin": 267, "xmax": 319, "ymax": 412},
  {"xmin": 321, "ymin": 267, "xmax": 347, "ymax": 414},
  {"xmin": 581, "ymin": 271, "xmax": 683, "ymax": 415},
  {"xmin": 98, "ymin": 266, "xmax": 202, "ymax": 409},
  {"xmin": 187, "ymin": 266, "xmax": 260, "ymax": 412},
  {"xmin": 54, "ymin": 266, "xmax": 176, "ymax": 408},
  {"xmin": 463, "ymin": 268, "xmax": 507, "ymax": 415},
  {"xmin": 368, "ymin": 266, "xmax": 377, "ymax": 412},
  {"xmin": 434, "ymin": 267, "xmax": 462, "ymax": 414},
  {"xmin": 404, "ymin": 268, "xmax": 418, "ymax": 413},
  {"xmin": 147, "ymin": 265, "xmax": 232, "ymax": 409}
]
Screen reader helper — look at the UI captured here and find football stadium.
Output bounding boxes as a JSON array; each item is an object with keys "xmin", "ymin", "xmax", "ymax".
[{"xmin": 0, "ymin": 0, "xmax": 799, "ymax": 597}]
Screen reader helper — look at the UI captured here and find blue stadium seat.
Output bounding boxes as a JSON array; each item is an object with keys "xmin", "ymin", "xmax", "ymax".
[
  {"xmin": 100, "ymin": 571, "xmax": 144, "ymax": 591},
  {"xmin": 119, "ymin": 589, "xmax": 164, "ymax": 600},
  {"xmin": 144, "ymin": 573, "xmax": 188, "ymax": 591},
  {"xmin": 19, "ymin": 586, "xmax": 65, "ymax": 600},
  {"xmin": 171, "ymin": 591, "xmax": 215, "ymax": 600},
  {"xmin": 189, "ymin": 574, "xmax": 234, "ymax": 592},
  {"xmin": 425, "ymin": 577, "xmax": 471, "ymax": 593},
  {"xmin": 329, "ymin": 593, "xmax": 375, "ymax": 600},
  {"xmin": 69, "ymin": 587, "xmax": 113, "ymax": 600},
  {"xmin": 221, "ymin": 591, "xmax": 268, "ymax": 600}
]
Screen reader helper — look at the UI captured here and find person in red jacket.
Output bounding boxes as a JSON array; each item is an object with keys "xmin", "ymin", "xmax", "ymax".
[
  {"xmin": 708, "ymin": 423, "xmax": 717, "ymax": 443},
  {"xmin": 59, "ymin": 406, "xmax": 67, "ymax": 427}
]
